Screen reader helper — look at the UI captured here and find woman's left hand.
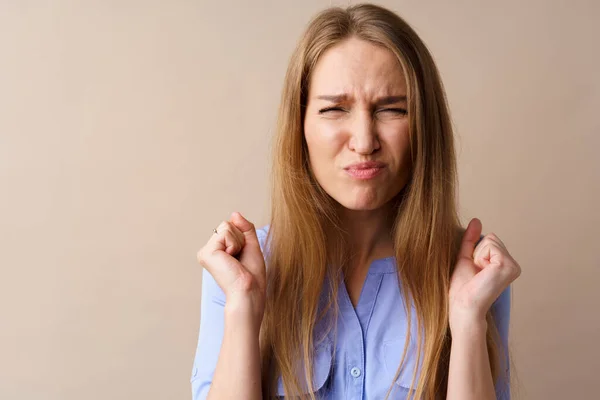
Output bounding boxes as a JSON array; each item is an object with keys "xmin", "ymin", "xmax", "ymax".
[{"xmin": 449, "ymin": 218, "xmax": 522, "ymax": 332}]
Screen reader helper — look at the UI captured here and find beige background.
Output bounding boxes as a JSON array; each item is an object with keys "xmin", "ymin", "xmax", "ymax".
[{"xmin": 1, "ymin": 1, "xmax": 598, "ymax": 399}]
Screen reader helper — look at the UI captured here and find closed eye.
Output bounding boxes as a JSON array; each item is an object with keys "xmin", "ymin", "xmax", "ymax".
[
  {"xmin": 377, "ymin": 108, "xmax": 407, "ymax": 115},
  {"xmin": 318, "ymin": 106, "xmax": 347, "ymax": 114}
]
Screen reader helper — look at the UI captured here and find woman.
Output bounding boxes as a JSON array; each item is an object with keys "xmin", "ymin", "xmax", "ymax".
[{"xmin": 192, "ymin": 3, "xmax": 521, "ymax": 400}]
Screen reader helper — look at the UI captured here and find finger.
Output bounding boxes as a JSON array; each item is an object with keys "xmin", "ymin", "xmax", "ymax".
[
  {"xmin": 464, "ymin": 262, "xmax": 508, "ymax": 312},
  {"xmin": 212, "ymin": 222, "xmax": 244, "ymax": 256},
  {"xmin": 230, "ymin": 212, "xmax": 265, "ymax": 278},
  {"xmin": 473, "ymin": 239, "xmax": 493, "ymax": 269},
  {"xmin": 458, "ymin": 218, "xmax": 483, "ymax": 261},
  {"xmin": 197, "ymin": 244, "xmax": 243, "ymax": 296},
  {"xmin": 486, "ymin": 233, "xmax": 508, "ymax": 252},
  {"xmin": 230, "ymin": 212, "xmax": 260, "ymax": 248},
  {"xmin": 217, "ymin": 219, "xmax": 246, "ymax": 250},
  {"xmin": 473, "ymin": 239, "xmax": 506, "ymax": 270}
]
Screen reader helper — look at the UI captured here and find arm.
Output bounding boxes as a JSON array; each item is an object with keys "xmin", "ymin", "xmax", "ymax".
[
  {"xmin": 447, "ymin": 286, "xmax": 511, "ymax": 400},
  {"xmin": 448, "ymin": 221, "xmax": 519, "ymax": 400},
  {"xmin": 191, "ymin": 271, "xmax": 262, "ymax": 400},
  {"xmin": 210, "ymin": 299, "xmax": 262, "ymax": 399},
  {"xmin": 447, "ymin": 316, "xmax": 495, "ymax": 400},
  {"xmin": 191, "ymin": 215, "xmax": 267, "ymax": 400}
]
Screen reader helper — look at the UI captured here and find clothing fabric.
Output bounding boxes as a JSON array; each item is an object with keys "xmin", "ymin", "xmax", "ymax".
[{"xmin": 191, "ymin": 225, "xmax": 511, "ymax": 399}]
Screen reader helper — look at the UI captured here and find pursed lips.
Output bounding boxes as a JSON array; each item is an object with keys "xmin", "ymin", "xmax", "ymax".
[
  {"xmin": 343, "ymin": 161, "xmax": 386, "ymax": 180},
  {"xmin": 344, "ymin": 161, "xmax": 387, "ymax": 170}
]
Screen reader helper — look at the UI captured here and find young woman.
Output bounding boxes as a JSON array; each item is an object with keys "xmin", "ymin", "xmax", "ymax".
[{"xmin": 192, "ymin": 3, "xmax": 521, "ymax": 399}]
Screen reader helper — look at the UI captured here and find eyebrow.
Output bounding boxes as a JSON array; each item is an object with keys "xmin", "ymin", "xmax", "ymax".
[{"xmin": 316, "ymin": 94, "xmax": 407, "ymax": 105}]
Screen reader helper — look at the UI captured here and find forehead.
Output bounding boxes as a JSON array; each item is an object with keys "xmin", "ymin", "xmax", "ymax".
[{"xmin": 308, "ymin": 37, "xmax": 407, "ymax": 99}]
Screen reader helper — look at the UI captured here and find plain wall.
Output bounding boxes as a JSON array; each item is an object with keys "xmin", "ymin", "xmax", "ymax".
[{"xmin": 1, "ymin": 1, "xmax": 598, "ymax": 399}]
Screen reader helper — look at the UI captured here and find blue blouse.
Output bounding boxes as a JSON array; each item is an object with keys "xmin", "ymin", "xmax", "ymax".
[{"xmin": 191, "ymin": 225, "xmax": 511, "ymax": 399}]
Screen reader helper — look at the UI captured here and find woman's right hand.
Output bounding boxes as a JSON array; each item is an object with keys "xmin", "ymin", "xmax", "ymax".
[{"xmin": 196, "ymin": 212, "xmax": 266, "ymax": 328}]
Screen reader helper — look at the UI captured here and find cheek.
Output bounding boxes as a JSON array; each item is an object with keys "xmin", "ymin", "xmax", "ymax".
[
  {"xmin": 304, "ymin": 121, "xmax": 346, "ymax": 164},
  {"xmin": 380, "ymin": 122, "xmax": 410, "ymax": 159}
]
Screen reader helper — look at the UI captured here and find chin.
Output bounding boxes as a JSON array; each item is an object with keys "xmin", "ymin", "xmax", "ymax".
[
  {"xmin": 343, "ymin": 203, "xmax": 381, "ymax": 211},
  {"xmin": 335, "ymin": 194, "xmax": 384, "ymax": 211}
]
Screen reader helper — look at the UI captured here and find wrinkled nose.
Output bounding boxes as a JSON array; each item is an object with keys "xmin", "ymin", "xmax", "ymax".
[{"xmin": 348, "ymin": 112, "xmax": 380, "ymax": 154}]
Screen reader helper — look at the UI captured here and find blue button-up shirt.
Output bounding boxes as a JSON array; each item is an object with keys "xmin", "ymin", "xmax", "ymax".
[{"xmin": 191, "ymin": 225, "xmax": 511, "ymax": 399}]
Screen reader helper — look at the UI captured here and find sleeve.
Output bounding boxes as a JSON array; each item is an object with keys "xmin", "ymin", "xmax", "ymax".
[
  {"xmin": 491, "ymin": 284, "xmax": 512, "ymax": 400},
  {"xmin": 190, "ymin": 268, "xmax": 226, "ymax": 400},
  {"xmin": 190, "ymin": 226, "xmax": 269, "ymax": 400}
]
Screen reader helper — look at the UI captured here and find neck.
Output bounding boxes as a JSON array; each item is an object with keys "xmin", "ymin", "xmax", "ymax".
[{"xmin": 337, "ymin": 203, "xmax": 396, "ymax": 268}]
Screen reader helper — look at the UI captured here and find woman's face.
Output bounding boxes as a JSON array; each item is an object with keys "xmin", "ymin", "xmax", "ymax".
[{"xmin": 304, "ymin": 37, "xmax": 412, "ymax": 211}]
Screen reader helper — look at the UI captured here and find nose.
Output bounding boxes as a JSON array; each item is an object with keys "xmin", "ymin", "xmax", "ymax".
[{"xmin": 348, "ymin": 111, "xmax": 380, "ymax": 154}]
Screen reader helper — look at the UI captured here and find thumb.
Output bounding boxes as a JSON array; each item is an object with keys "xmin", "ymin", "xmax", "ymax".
[
  {"xmin": 450, "ymin": 218, "xmax": 482, "ymax": 292},
  {"xmin": 230, "ymin": 212, "xmax": 265, "ymax": 277},
  {"xmin": 458, "ymin": 218, "xmax": 483, "ymax": 262}
]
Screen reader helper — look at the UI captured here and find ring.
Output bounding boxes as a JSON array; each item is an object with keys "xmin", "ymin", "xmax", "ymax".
[{"xmin": 213, "ymin": 228, "xmax": 218, "ymax": 234}]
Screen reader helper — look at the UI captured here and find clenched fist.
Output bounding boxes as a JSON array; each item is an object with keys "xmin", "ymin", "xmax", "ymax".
[
  {"xmin": 197, "ymin": 212, "xmax": 266, "ymax": 328},
  {"xmin": 449, "ymin": 218, "xmax": 522, "ymax": 333}
]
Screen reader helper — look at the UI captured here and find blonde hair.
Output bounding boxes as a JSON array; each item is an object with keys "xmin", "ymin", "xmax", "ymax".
[{"xmin": 259, "ymin": 3, "xmax": 507, "ymax": 399}]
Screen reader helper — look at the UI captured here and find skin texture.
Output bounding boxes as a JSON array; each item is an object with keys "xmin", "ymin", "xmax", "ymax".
[
  {"xmin": 304, "ymin": 37, "xmax": 411, "ymax": 213},
  {"xmin": 303, "ymin": 37, "xmax": 412, "ymax": 304}
]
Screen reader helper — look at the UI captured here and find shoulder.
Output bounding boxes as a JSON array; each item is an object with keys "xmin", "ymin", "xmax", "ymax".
[
  {"xmin": 492, "ymin": 284, "xmax": 511, "ymax": 330},
  {"xmin": 491, "ymin": 283, "xmax": 512, "ymax": 398},
  {"xmin": 491, "ymin": 283, "xmax": 511, "ymax": 386},
  {"xmin": 256, "ymin": 223, "xmax": 270, "ymax": 256},
  {"xmin": 256, "ymin": 223, "xmax": 270, "ymax": 238}
]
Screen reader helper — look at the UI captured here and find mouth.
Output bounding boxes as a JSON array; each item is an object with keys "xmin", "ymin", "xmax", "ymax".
[
  {"xmin": 345, "ymin": 167, "xmax": 384, "ymax": 180},
  {"xmin": 343, "ymin": 161, "xmax": 387, "ymax": 180}
]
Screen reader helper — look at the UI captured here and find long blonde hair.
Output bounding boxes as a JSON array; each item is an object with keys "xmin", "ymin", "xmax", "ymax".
[{"xmin": 259, "ymin": 3, "xmax": 506, "ymax": 399}]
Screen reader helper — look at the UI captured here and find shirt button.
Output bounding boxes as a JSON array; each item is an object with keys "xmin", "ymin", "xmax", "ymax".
[{"xmin": 350, "ymin": 367, "xmax": 361, "ymax": 377}]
